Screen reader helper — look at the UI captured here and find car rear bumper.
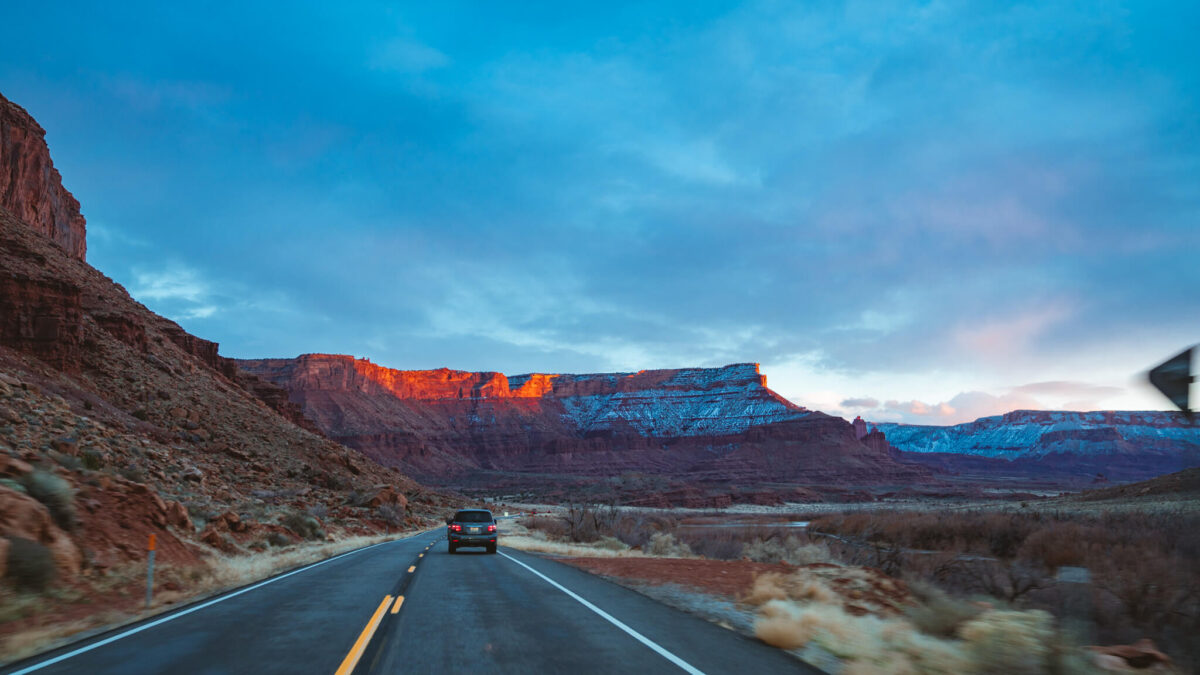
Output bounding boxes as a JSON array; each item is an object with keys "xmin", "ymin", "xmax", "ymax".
[{"xmin": 449, "ymin": 536, "xmax": 496, "ymax": 547}]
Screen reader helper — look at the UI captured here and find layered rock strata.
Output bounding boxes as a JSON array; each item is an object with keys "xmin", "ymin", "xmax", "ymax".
[
  {"xmin": 239, "ymin": 355, "xmax": 929, "ymax": 487},
  {"xmin": 0, "ymin": 93, "xmax": 86, "ymax": 261}
]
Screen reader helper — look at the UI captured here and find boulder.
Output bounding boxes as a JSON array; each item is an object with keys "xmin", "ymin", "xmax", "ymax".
[
  {"xmin": 364, "ymin": 486, "xmax": 408, "ymax": 510},
  {"xmin": 1090, "ymin": 639, "xmax": 1172, "ymax": 670},
  {"xmin": 165, "ymin": 500, "xmax": 193, "ymax": 531},
  {"xmin": 0, "ymin": 485, "xmax": 82, "ymax": 574},
  {"xmin": 209, "ymin": 511, "xmax": 247, "ymax": 533},
  {"xmin": 0, "ymin": 454, "xmax": 33, "ymax": 477}
]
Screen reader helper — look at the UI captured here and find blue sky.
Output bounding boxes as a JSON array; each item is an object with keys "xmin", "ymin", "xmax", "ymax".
[{"xmin": 3, "ymin": 1, "xmax": 1197, "ymax": 423}]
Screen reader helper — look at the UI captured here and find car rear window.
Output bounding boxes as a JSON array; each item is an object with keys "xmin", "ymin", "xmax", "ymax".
[{"xmin": 455, "ymin": 511, "xmax": 493, "ymax": 523}]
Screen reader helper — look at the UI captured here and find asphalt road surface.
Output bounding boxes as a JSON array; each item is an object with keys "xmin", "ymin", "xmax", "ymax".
[{"xmin": 4, "ymin": 530, "xmax": 820, "ymax": 674}]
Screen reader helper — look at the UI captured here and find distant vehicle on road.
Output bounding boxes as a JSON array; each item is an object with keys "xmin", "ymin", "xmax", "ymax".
[{"xmin": 447, "ymin": 509, "xmax": 498, "ymax": 554}]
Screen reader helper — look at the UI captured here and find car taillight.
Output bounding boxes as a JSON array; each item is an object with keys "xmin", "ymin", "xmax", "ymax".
[
  {"xmin": 449, "ymin": 524, "xmax": 462, "ymax": 532},
  {"xmin": 487, "ymin": 524, "xmax": 497, "ymax": 533}
]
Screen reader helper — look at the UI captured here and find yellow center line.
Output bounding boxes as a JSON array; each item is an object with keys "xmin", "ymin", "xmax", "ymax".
[
  {"xmin": 333, "ymin": 595, "xmax": 392, "ymax": 675},
  {"xmin": 407, "ymin": 565, "xmax": 416, "ymax": 573},
  {"xmin": 390, "ymin": 595, "xmax": 405, "ymax": 614}
]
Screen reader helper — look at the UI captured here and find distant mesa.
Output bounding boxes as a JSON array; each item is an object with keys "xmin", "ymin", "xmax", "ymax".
[
  {"xmin": 876, "ymin": 410, "xmax": 1200, "ymax": 482},
  {"xmin": 237, "ymin": 354, "xmax": 927, "ymax": 488}
]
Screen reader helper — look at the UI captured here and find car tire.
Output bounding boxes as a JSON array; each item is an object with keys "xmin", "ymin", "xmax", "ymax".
[
  {"xmin": 448, "ymin": 544, "xmax": 456, "ymax": 554},
  {"xmin": 487, "ymin": 544, "xmax": 497, "ymax": 554}
]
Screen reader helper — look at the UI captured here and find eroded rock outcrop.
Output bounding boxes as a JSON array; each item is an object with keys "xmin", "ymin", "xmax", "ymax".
[
  {"xmin": 0, "ymin": 485, "xmax": 82, "ymax": 575},
  {"xmin": 0, "ymin": 93, "xmax": 86, "ymax": 261}
]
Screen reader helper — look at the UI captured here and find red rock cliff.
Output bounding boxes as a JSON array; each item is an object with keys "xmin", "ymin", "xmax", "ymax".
[
  {"xmin": 237, "ymin": 354, "xmax": 931, "ymax": 490},
  {"xmin": 0, "ymin": 92, "xmax": 86, "ymax": 261}
]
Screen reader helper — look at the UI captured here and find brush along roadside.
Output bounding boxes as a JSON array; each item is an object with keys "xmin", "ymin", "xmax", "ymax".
[{"xmin": 518, "ymin": 527, "xmax": 1169, "ymax": 674}]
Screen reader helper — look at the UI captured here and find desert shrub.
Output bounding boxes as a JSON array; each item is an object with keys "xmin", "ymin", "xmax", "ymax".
[
  {"xmin": 343, "ymin": 490, "xmax": 371, "ymax": 508},
  {"xmin": 266, "ymin": 532, "xmax": 293, "ymax": 548},
  {"xmin": 742, "ymin": 535, "xmax": 835, "ymax": 566},
  {"xmin": 5, "ymin": 537, "xmax": 56, "ymax": 592},
  {"xmin": 376, "ymin": 504, "xmax": 404, "ymax": 527},
  {"xmin": 50, "ymin": 452, "xmax": 82, "ymax": 471},
  {"xmin": 608, "ymin": 512, "xmax": 678, "ymax": 549},
  {"xmin": 807, "ymin": 507, "xmax": 1200, "ymax": 670},
  {"xmin": 561, "ymin": 504, "xmax": 616, "ymax": 543},
  {"xmin": 118, "ymin": 464, "xmax": 146, "ymax": 483},
  {"xmin": 960, "ymin": 609, "xmax": 1054, "ymax": 673},
  {"xmin": 306, "ymin": 504, "xmax": 328, "ymax": 520},
  {"xmin": 958, "ymin": 559, "xmax": 1050, "ymax": 604},
  {"xmin": 675, "ymin": 528, "xmax": 746, "ymax": 560},
  {"xmin": 521, "ymin": 516, "xmax": 569, "ymax": 540},
  {"xmin": 80, "ymin": 448, "xmax": 103, "ymax": 470},
  {"xmin": 645, "ymin": 532, "xmax": 692, "ymax": 558},
  {"xmin": 20, "ymin": 470, "xmax": 75, "ymax": 531},
  {"xmin": 281, "ymin": 511, "xmax": 324, "ymax": 541},
  {"xmin": 0, "ymin": 478, "xmax": 26, "ymax": 494},
  {"xmin": 745, "ymin": 570, "xmax": 841, "ymax": 607},
  {"xmin": 595, "ymin": 536, "xmax": 628, "ymax": 552},
  {"xmin": 903, "ymin": 581, "xmax": 986, "ymax": 638}
]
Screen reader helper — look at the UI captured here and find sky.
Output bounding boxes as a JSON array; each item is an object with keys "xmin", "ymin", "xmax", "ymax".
[{"xmin": 2, "ymin": 1, "xmax": 1197, "ymax": 424}]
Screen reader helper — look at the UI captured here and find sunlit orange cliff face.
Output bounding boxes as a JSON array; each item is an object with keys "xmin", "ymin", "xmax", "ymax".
[{"xmin": 236, "ymin": 354, "xmax": 778, "ymax": 402}]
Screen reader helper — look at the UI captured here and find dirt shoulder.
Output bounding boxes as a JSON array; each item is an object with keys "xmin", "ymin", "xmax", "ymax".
[{"xmin": 559, "ymin": 556, "xmax": 792, "ymax": 600}]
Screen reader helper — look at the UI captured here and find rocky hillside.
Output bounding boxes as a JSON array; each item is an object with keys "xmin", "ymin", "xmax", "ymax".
[
  {"xmin": 875, "ymin": 410, "xmax": 1200, "ymax": 481},
  {"xmin": 0, "ymin": 91, "xmax": 452, "ymax": 596},
  {"xmin": 238, "ymin": 354, "xmax": 930, "ymax": 500}
]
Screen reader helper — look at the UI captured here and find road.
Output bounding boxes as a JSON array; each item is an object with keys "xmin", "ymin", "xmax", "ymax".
[{"xmin": 3, "ymin": 529, "xmax": 819, "ymax": 674}]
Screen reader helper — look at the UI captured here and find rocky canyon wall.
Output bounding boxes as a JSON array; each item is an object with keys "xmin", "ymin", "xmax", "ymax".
[{"xmin": 0, "ymin": 93, "xmax": 86, "ymax": 261}]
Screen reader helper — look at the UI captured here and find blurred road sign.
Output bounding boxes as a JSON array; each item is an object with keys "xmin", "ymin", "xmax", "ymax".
[{"xmin": 1148, "ymin": 346, "xmax": 1194, "ymax": 419}]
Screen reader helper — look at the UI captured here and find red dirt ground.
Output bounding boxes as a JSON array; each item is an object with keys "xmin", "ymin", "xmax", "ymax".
[{"xmin": 559, "ymin": 557, "xmax": 793, "ymax": 599}]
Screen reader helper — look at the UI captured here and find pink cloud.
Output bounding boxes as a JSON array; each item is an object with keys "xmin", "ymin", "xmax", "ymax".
[{"xmin": 953, "ymin": 303, "xmax": 1073, "ymax": 360}]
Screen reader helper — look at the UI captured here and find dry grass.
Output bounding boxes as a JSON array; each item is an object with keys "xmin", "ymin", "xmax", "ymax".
[
  {"xmin": 808, "ymin": 507, "xmax": 1200, "ymax": 670},
  {"xmin": 197, "ymin": 533, "xmax": 404, "ymax": 591},
  {"xmin": 503, "ymin": 517, "xmax": 705, "ymax": 559},
  {"xmin": 500, "ymin": 520, "xmax": 648, "ymax": 558},
  {"xmin": 749, "ymin": 589, "xmax": 1090, "ymax": 674},
  {"xmin": 742, "ymin": 536, "xmax": 835, "ymax": 565}
]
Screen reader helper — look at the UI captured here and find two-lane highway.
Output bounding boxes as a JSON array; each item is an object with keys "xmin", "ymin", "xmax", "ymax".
[{"xmin": 4, "ymin": 531, "xmax": 819, "ymax": 674}]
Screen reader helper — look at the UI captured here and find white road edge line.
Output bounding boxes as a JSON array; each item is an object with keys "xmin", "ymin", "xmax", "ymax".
[
  {"xmin": 498, "ymin": 552, "xmax": 706, "ymax": 675},
  {"xmin": 10, "ymin": 537, "xmax": 415, "ymax": 675}
]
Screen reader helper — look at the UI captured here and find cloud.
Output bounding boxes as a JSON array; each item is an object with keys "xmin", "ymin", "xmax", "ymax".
[
  {"xmin": 1011, "ymin": 381, "xmax": 1125, "ymax": 399},
  {"xmin": 132, "ymin": 266, "xmax": 212, "ymax": 304},
  {"xmin": 4, "ymin": 0, "xmax": 1197, "ymax": 405},
  {"xmin": 840, "ymin": 397, "xmax": 880, "ymax": 408},
  {"xmin": 370, "ymin": 38, "xmax": 449, "ymax": 73},
  {"xmin": 953, "ymin": 303, "xmax": 1074, "ymax": 360},
  {"xmin": 884, "ymin": 399, "xmax": 957, "ymax": 418},
  {"xmin": 871, "ymin": 388, "xmax": 1055, "ymax": 424}
]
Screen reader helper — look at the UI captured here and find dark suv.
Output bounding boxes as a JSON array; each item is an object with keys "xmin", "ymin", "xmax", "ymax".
[{"xmin": 447, "ymin": 509, "xmax": 498, "ymax": 554}]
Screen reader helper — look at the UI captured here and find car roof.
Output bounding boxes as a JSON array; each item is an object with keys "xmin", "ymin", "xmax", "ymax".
[{"xmin": 455, "ymin": 509, "xmax": 492, "ymax": 514}]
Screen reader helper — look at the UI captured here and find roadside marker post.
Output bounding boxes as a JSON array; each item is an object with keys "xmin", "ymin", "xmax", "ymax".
[{"xmin": 146, "ymin": 534, "xmax": 157, "ymax": 609}]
